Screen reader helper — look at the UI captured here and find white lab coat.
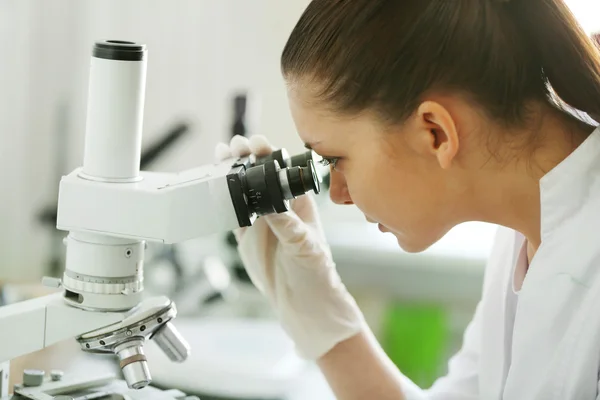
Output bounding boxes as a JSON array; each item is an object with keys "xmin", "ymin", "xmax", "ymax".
[{"xmin": 400, "ymin": 126, "xmax": 600, "ymax": 400}]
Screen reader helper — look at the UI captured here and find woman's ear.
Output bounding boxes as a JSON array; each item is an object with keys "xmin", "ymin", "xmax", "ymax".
[{"xmin": 414, "ymin": 100, "xmax": 460, "ymax": 169}]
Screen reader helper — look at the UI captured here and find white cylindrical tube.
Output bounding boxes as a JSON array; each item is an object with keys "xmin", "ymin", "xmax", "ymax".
[{"xmin": 81, "ymin": 40, "xmax": 147, "ymax": 182}]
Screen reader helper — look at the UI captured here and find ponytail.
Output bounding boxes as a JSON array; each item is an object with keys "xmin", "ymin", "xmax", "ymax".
[{"xmin": 509, "ymin": 0, "xmax": 600, "ymax": 123}]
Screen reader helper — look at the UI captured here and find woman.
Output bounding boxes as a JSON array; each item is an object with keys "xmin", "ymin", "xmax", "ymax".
[{"xmin": 216, "ymin": 0, "xmax": 600, "ymax": 398}]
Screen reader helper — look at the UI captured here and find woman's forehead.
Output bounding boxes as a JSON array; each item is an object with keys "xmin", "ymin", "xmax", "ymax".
[{"xmin": 287, "ymin": 80, "xmax": 387, "ymax": 149}]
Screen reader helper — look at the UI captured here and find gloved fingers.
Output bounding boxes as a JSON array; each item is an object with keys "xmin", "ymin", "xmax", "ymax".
[
  {"xmin": 263, "ymin": 211, "xmax": 313, "ymax": 247},
  {"xmin": 235, "ymin": 220, "xmax": 277, "ymax": 299},
  {"xmin": 292, "ymin": 195, "xmax": 329, "ymax": 242},
  {"xmin": 239, "ymin": 257, "xmax": 269, "ymax": 295},
  {"xmin": 244, "ymin": 256, "xmax": 276, "ymax": 301},
  {"xmin": 230, "ymin": 135, "xmax": 252, "ymax": 158},
  {"xmin": 290, "ymin": 194, "xmax": 320, "ymax": 223},
  {"xmin": 214, "ymin": 142, "xmax": 232, "ymax": 162},
  {"xmin": 241, "ymin": 261, "xmax": 267, "ymax": 294},
  {"xmin": 248, "ymin": 134, "xmax": 276, "ymax": 157}
]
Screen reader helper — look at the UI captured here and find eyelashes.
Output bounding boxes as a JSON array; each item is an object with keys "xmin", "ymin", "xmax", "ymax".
[{"xmin": 319, "ymin": 157, "xmax": 339, "ymax": 169}]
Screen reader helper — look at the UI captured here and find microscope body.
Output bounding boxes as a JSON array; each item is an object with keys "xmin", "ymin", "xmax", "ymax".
[{"xmin": 0, "ymin": 40, "xmax": 319, "ymax": 399}]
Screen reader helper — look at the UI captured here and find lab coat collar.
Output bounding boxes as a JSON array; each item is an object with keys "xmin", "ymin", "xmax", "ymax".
[{"xmin": 539, "ymin": 126, "xmax": 600, "ymax": 240}]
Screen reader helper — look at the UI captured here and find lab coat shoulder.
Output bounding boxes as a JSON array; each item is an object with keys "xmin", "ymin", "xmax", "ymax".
[
  {"xmin": 481, "ymin": 224, "xmax": 518, "ymax": 293},
  {"xmin": 502, "ymin": 192, "xmax": 600, "ymax": 399},
  {"xmin": 399, "ymin": 225, "xmax": 517, "ymax": 400}
]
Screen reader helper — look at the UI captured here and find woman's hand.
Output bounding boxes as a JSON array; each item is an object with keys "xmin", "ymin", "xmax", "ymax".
[{"xmin": 215, "ymin": 135, "xmax": 364, "ymax": 360}]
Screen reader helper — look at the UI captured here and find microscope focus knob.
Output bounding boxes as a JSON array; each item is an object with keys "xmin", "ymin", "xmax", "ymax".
[{"xmin": 42, "ymin": 277, "xmax": 62, "ymax": 289}]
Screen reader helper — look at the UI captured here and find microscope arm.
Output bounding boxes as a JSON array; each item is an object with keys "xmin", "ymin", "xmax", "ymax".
[
  {"xmin": 0, "ymin": 292, "xmax": 125, "ymax": 363},
  {"xmin": 56, "ymin": 161, "xmax": 244, "ymax": 245}
]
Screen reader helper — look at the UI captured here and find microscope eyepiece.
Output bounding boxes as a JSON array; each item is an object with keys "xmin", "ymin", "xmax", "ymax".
[
  {"xmin": 93, "ymin": 40, "xmax": 147, "ymax": 61},
  {"xmin": 285, "ymin": 160, "xmax": 320, "ymax": 197},
  {"xmin": 227, "ymin": 150, "xmax": 322, "ymax": 226},
  {"xmin": 254, "ymin": 149, "xmax": 290, "ymax": 170},
  {"xmin": 253, "ymin": 149, "xmax": 316, "ymax": 169},
  {"xmin": 244, "ymin": 158, "xmax": 320, "ymax": 217},
  {"xmin": 290, "ymin": 150, "xmax": 317, "ymax": 168}
]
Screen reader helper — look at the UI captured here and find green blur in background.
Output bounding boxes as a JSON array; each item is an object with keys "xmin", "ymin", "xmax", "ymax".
[{"xmin": 380, "ymin": 302, "xmax": 449, "ymax": 388}]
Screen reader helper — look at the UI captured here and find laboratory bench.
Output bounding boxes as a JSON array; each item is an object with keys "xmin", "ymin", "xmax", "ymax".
[{"xmin": 10, "ymin": 336, "xmax": 335, "ymax": 400}]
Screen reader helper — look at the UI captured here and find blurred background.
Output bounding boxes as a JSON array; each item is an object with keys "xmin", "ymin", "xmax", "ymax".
[{"xmin": 1, "ymin": 1, "xmax": 598, "ymax": 399}]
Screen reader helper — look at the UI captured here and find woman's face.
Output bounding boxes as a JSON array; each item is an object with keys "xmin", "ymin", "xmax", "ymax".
[{"xmin": 287, "ymin": 85, "xmax": 473, "ymax": 252}]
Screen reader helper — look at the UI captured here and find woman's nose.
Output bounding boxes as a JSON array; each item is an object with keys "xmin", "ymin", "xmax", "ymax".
[{"xmin": 329, "ymin": 168, "xmax": 353, "ymax": 205}]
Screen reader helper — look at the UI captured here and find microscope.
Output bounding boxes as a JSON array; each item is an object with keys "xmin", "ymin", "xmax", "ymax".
[{"xmin": 0, "ymin": 40, "xmax": 320, "ymax": 399}]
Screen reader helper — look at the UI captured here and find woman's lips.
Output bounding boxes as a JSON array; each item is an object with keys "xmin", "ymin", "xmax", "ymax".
[
  {"xmin": 366, "ymin": 216, "xmax": 389, "ymax": 233},
  {"xmin": 378, "ymin": 223, "xmax": 389, "ymax": 233}
]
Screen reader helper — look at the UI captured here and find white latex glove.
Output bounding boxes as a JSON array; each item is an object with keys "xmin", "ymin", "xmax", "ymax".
[{"xmin": 215, "ymin": 135, "xmax": 365, "ymax": 360}]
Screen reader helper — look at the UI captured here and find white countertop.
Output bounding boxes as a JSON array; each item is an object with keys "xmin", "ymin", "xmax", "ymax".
[{"xmin": 145, "ymin": 317, "xmax": 336, "ymax": 400}]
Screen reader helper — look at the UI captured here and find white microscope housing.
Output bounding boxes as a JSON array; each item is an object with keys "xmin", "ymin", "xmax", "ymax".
[{"xmin": 0, "ymin": 40, "xmax": 319, "ymax": 399}]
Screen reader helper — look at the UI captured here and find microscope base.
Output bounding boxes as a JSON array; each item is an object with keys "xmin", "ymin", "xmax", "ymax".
[{"xmin": 5, "ymin": 372, "xmax": 197, "ymax": 400}]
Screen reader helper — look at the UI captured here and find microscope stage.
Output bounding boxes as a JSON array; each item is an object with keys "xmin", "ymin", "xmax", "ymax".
[{"xmin": 10, "ymin": 374, "xmax": 196, "ymax": 400}]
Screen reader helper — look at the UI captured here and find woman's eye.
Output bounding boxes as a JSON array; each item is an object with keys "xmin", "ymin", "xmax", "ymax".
[{"xmin": 319, "ymin": 157, "xmax": 339, "ymax": 169}]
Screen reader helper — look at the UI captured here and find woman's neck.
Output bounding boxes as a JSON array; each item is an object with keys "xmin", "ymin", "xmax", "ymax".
[{"xmin": 472, "ymin": 109, "xmax": 592, "ymax": 256}]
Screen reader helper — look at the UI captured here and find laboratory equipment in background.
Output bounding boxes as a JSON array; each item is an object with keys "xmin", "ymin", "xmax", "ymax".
[
  {"xmin": 0, "ymin": 40, "xmax": 320, "ymax": 400},
  {"xmin": 231, "ymin": 92, "xmax": 254, "ymax": 138},
  {"xmin": 35, "ymin": 100, "xmax": 71, "ymax": 279}
]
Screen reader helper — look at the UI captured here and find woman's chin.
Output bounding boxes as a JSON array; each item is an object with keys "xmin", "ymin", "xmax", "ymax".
[{"xmin": 392, "ymin": 232, "xmax": 434, "ymax": 253}]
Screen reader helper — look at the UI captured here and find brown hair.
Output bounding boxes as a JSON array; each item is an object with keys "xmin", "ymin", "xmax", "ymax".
[
  {"xmin": 594, "ymin": 33, "xmax": 600, "ymax": 48},
  {"xmin": 281, "ymin": 0, "xmax": 600, "ymax": 127}
]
